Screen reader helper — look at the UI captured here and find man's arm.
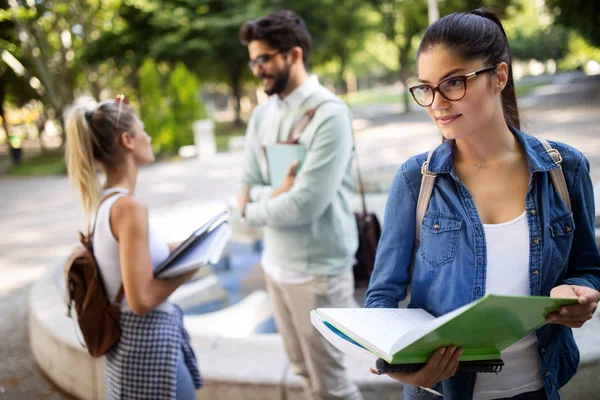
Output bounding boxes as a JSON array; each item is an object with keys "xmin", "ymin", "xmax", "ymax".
[
  {"xmin": 240, "ymin": 113, "xmax": 265, "ymax": 187},
  {"xmin": 244, "ymin": 106, "xmax": 353, "ymax": 228},
  {"xmin": 238, "ymin": 112, "xmax": 273, "ymax": 214}
]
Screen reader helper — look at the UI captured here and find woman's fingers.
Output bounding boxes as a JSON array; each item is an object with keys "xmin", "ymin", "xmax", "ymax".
[
  {"xmin": 370, "ymin": 346, "xmax": 463, "ymax": 388},
  {"xmin": 416, "ymin": 346, "xmax": 459, "ymax": 387},
  {"xmin": 547, "ymin": 302, "xmax": 596, "ymax": 327},
  {"xmin": 441, "ymin": 348, "xmax": 463, "ymax": 380}
]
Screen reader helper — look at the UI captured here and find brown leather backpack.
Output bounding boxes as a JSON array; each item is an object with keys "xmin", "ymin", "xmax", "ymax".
[{"xmin": 65, "ymin": 192, "xmax": 124, "ymax": 357}]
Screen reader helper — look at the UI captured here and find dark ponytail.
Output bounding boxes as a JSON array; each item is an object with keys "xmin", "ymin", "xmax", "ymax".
[{"xmin": 418, "ymin": 8, "xmax": 520, "ymax": 130}]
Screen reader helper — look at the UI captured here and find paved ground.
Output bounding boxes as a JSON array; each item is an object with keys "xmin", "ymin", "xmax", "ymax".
[{"xmin": 0, "ymin": 75, "xmax": 598, "ymax": 399}]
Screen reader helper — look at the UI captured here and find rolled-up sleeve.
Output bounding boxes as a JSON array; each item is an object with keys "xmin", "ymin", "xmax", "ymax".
[{"xmin": 364, "ymin": 162, "xmax": 419, "ymax": 309}]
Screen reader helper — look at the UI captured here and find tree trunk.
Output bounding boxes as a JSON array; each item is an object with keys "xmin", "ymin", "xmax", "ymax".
[
  {"xmin": 37, "ymin": 109, "xmax": 48, "ymax": 154},
  {"xmin": 398, "ymin": 34, "xmax": 414, "ymax": 113},
  {"xmin": 337, "ymin": 53, "xmax": 348, "ymax": 95},
  {"xmin": 0, "ymin": 75, "xmax": 16, "ymax": 163},
  {"xmin": 230, "ymin": 69, "xmax": 243, "ymax": 127}
]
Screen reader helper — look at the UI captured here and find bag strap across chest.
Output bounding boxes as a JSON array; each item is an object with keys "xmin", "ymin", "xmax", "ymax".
[{"xmin": 411, "ymin": 139, "xmax": 571, "ymax": 282}]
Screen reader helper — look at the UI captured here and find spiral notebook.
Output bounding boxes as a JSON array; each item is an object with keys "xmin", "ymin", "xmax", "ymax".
[{"xmin": 311, "ymin": 294, "xmax": 577, "ymax": 373}]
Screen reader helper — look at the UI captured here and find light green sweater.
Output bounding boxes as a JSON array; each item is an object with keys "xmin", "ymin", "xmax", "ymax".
[{"xmin": 241, "ymin": 85, "xmax": 358, "ymax": 276}]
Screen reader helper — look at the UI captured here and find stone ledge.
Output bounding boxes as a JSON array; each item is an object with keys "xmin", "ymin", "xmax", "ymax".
[{"xmin": 30, "ymin": 261, "xmax": 600, "ymax": 400}]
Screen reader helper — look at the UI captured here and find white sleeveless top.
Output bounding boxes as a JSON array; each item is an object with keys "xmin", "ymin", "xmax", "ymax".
[
  {"xmin": 92, "ymin": 188, "xmax": 173, "ymax": 313},
  {"xmin": 473, "ymin": 212, "xmax": 544, "ymax": 399}
]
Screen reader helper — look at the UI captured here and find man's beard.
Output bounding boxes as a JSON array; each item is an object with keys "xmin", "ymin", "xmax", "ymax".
[{"xmin": 261, "ymin": 65, "xmax": 291, "ymax": 96}]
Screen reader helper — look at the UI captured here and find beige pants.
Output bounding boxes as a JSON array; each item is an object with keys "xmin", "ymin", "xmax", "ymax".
[{"xmin": 265, "ymin": 270, "xmax": 364, "ymax": 400}]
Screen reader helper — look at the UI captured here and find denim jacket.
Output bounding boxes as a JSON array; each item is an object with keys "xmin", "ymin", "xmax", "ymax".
[{"xmin": 365, "ymin": 128, "xmax": 600, "ymax": 400}]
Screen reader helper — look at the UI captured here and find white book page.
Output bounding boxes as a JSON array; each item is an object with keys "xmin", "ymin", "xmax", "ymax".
[
  {"xmin": 391, "ymin": 301, "xmax": 477, "ymax": 354},
  {"xmin": 310, "ymin": 311, "xmax": 378, "ymax": 369},
  {"xmin": 208, "ymin": 225, "xmax": 232, "ymax": 264},
  {"xmin": 156, "ymin": 224, "xmax": 231, "ymax": 278},
  {"xmin": 318, "ymin": 308, "xmax": 435, "ymax": 358}
]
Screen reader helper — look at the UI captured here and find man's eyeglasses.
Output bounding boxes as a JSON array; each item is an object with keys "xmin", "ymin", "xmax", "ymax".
[
  {"xmin": 409, "ymin": 65, "xmax": 498, "ymax": 107},
  {"xmin": 248, "ymin": 50, "xmax": 287, "ymax": 70},
  {"xmin": 114, "ymin": 94, "xmax": 129, "ymax": 134}
]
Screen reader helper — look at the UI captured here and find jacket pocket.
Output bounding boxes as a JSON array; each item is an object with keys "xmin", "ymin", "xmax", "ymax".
[
  {"xmin": 548, "ymin": 212, "xmax": 575, "ymax": 269},
  {"xmin": 419, "ymin": 213, "xmax": 463, "ymax": 269}
]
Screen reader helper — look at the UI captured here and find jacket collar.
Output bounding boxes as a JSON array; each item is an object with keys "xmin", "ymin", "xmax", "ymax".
[{"xmin": 426, "ymin": 127, "xmax": 560, "ymax": 175}]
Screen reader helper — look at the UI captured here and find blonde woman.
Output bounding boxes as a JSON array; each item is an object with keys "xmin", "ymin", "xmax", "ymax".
[{"xmin": 65, "ymin": 96, "xmax": 202, "ymax": 399}]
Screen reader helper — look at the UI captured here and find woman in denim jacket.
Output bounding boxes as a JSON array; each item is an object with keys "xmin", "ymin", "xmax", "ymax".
[{"xmin": 365, "ymin": 8, "xmax": 600, "ymax": 400}]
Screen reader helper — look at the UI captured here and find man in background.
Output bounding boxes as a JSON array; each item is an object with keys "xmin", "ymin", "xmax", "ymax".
[{"xmin": 237, "ymin": 10, "xmax": 363, "ymax": 400}]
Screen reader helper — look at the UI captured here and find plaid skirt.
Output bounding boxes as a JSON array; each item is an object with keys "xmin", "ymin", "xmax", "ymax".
[{"xmin": 104, "ymin": 305, "xmax": 203, "ymax": 399}]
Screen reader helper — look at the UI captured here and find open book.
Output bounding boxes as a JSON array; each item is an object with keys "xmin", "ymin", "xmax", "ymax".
[
  {"xmin": 154, "ymin": 211, "xmax": 231, "ymax": 278},
  {"xmin": 311, "ymin": 294, "xmax": 577, "ymax": 370},
  {"xmin": 265, "ymin": 143, "xmax": 307, "ymax": 187}
]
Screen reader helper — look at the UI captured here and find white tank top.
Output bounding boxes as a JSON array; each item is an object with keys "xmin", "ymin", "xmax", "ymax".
[
  {"xmin": 92, "ymin": 188, "xmax": 173, "ymax": 313},
  {"xmin": 473, "ymin": 212, "xmax": 544, "ymax": 399}
]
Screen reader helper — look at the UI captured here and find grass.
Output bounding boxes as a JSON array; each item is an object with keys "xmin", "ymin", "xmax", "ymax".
[
  {"xmin": 514, "ymin": 81, "xmax": 547, "ymax": 98},
  {"xmin": 343, "ymin": 90, "xmax": 408, "ymax": 108},
  {"xmin": 214, "ymin": 121, "xmax": 246, "ymax": 152},
  {"xmin": 8, "ymin": 152, "xmax": 66, "ymax": 176},
  {"xmin": 3, "ymin": 122, "xmax": 246, "ymax": 177}
]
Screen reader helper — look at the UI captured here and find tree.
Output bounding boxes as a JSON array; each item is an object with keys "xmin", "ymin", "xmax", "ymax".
[
  {"xmin": 138, "ymin": 59, "xmax": 166, "ymax": 150},
  {"xmin": 0, "ymin": 0, "xmax": 39, "ymax": 162},
  {"xmin": 506, "ymin": 0, "xmax": 570, "ymax": 63},
  {"xmin": 510, "ymin": 25, "xmax": 570, "ymax": 63},
  {"xmin": 2, "ymin": 0, "xmax": 119, "ymax": 146},
  {"xmin": 85, "ymin": 0, "xmax": 376, "ymax": 122},
  {"xmin": 545, "ymin": 0, "xmax": 600, "ymax": 48},
  {"xmin": 139, "ymin": 59, "xmax": 206, "ymax": 154},
  {"xmin": 85, "ymin": 0, "xmax": 262, "ymax": 126},
  {"xmin": 367, "ymin": 0, "xmax": 515, "ymax": 112},
  {"xmin": 165, "ymin": 62, "xmax": 206, "ymax": 153}
]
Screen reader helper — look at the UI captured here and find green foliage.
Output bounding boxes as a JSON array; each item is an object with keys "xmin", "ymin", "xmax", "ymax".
[
  {"xmin": 366, "ymin": 0, "xmax": 515, "ymax": 111},
  {"xmin": 559, "ymin": 34, "xmax": 600, "ymax": 71},
  {"xmin": 139, "ymin": 59, "xmax": 206, "ymax": 154},
  {"xmin": 139, "ymin": 59, "xmax": 165, "ymax": 151},
  {"xmin": 505, "ymin": 1, "xmax": 569, "ymax": 63},
  {"xmin": 510, "ymin": 24, "xmax": 570, "ymax": 62},
  {"xmin": 85, "ymin": 0, "xmax": 263, "ymax": 123},
  {"xmin": 8, "ymin": 152, "xmax": 66, "ymax": 176},
  {"xmin": 545, "ymin": 0, "xmax": 600, "ymax": 48}
]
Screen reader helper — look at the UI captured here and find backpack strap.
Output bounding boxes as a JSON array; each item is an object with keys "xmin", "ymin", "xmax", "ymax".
[
  {"xmin": 415, "ymin": 150, "xmax": 437, "ymax": 245},
  {"xmin": 89, "ymin": 190, "xmax": 127, "ymax": 237},
  {"xmin": 539, "ymin": 139, "xmax": 572, "ymax": 213},
  {"xmin": 408, "ymin": 150, "xmax": 437, "ymax": 290},
  {"xmin": 115, "ymin": 286, "xmax": 125, "ymax": 303},
  {"xmin": 408, "ymin": 140, "xmax": 571, "ymax": 287},
  {"xmin": 90, "ymin": 190, "xmax": 128, "ymax": 304},
  {"xmin": 286, "ymin": 99, "xmax": 340, "ymax": 143},
  {"xmin": 287, "ymin": 99, "xmax": 370, "ymax": 216}
]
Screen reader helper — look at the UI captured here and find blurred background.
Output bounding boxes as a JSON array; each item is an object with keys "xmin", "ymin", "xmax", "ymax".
[
  {"xmin": 0, "ymin": 0, "xmax": 598, "ymax": 171},
  {"xmin": 1, "ymin": 0, "xmax": 599, "ymax": 399}
]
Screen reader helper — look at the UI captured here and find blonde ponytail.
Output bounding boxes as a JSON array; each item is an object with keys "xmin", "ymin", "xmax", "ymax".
[{"xmin": 65, "ymin": 107, "xmax": 101, "ymax": 217}]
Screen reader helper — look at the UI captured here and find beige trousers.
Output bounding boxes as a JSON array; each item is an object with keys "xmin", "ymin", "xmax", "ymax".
[{"xmin": 265, "ymin": 270, "xmax": 364, "ymax": 400}]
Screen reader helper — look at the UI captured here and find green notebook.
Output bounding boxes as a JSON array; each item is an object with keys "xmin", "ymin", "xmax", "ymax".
[
  {"xmin": 265, "ymin": 143, "xmax": 307, "ymax": 187},
  {"xmin": 311, "ymin": 294, "xmax": 577, "ymax": 365}
]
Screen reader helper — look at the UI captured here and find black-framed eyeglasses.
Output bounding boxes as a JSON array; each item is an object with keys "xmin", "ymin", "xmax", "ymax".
[
  {"xmin": 114, "ymin": 94, "xmax": 129, "ymax": 134},
  {"xmin": 247, "ymin": 50, "xmax": 287, "ymax": 70},
  {"xmin": 409, "ymin": 65, "xmax": 498, "ymax": 107}
]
